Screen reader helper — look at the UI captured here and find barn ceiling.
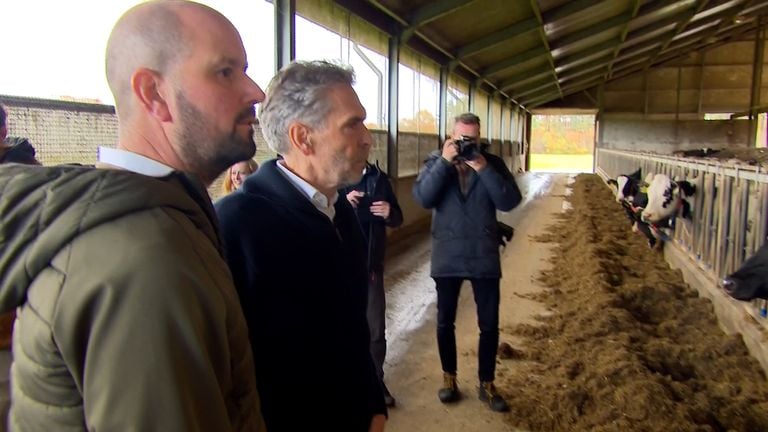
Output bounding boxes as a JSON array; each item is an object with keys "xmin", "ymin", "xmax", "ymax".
[{"xmin": 332, "ymin": 0, "xmax": 768, "ymax": 109}]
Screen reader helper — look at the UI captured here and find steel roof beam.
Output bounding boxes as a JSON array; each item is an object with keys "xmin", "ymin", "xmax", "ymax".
[
  {"xmin": 640, "ymin": 0, "xmax": 743, "ymax": 76},
  {"xmin": 529, "ymin": 0, "xmax": 563, "ymax": 99},
  {"xmin": 522, "ymin": 91, "xmax": 561, "ymax": 107},
  {"xmin": 480, "ymin": 46, "xmax": 549, "ymax": 77},
  {"xmin": 513, "ymin": 79, "xmax": 559, "ymax": 100},
  {"xmin": 402, "ymin": 0, "xmax": 478, "ymax": 41},
  {"xmin": 555, "ymin": 38, "xmax": 622, "ymax": 73},
  {"xmin": 542, "ymin": 0, "xmax": 609, "ymax": 22},
  {"xmin": 558, "ymin": 54, "xmax": 614, "ymax": 82},
  {"xmin": 657, "ymin": 21, "xmax": 760, "ymax": 63},
  {"xmin": 334, "ymin": 0, "xmax": 403, "ymax": 34},
  {"xmin": 339, "ymin": 0, "xmax": 518, "ymax": 103},
  {"xmin": 605, "ymin": 0, "xmax": 643, "ymax": 79},
  {"xmin": 456, "ymin": 0, "xmax": 609, "ymax": 60},
  {"xmin": 610, "ymin": 22, "xmax": 759, "ymax": 83},
  {"xmin": 455, "ymin": 17, "xmax": 540, "ymax": 59},
  {"xmin": 500, "ymin": 65, "xmax": 554, "ymax": 92},
  {"xmin": 549, "ymin": 11, "xmax": 634, "ymax": 54},
  {"xmin": 523, "ymin": 75, "xmax": 603, "ymax": 106}
]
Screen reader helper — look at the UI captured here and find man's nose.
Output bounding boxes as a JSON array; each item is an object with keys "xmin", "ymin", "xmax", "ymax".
[{"xmin": 245, "ymin": 76, "xmax": 266, "ymax": 105}]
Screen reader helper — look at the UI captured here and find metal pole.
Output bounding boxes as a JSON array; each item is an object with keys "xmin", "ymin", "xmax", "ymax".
[
  {"xmin": 387, "ymin": 35, "xmax": 400, "ymax": 179},
  {"xmin": 274, "ymin": 0, "xmax": 295, "ymax": 72},
  {"xmin": 439, "ymin": 64, "xmax": 449, "ymax": 145},
  {"xmin": 749, "ymin": 20, "xmax": 765, "ymax": 147}
]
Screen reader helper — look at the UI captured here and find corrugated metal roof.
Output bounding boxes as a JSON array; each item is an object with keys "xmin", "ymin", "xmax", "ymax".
[{"xmin": 332, "ymin": 0, "xmax": 768, "ymax": 108}]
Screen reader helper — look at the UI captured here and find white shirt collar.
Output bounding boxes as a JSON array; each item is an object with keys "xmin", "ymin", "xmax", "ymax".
[
  {"xmin": 276, "ymin": 160, "xmax": 338, "ymax": 221},
  {"xmin": 98, "ymin": 146, "xmax": 175, "ymax": 177}
]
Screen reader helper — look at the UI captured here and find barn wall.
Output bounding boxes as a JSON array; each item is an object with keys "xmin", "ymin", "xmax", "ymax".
[{"xmin": 599, "ymin": 115, "xmax": 751, "ymax": 153}]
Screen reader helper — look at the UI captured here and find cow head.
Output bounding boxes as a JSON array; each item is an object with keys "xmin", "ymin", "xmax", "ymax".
[
  {"xmin": 722, "ymin": 242, "xmax": 768, "ymax": 301},
  {"xmin": 641, "ymin": 174, "xmax": 696, "ymax": 223},
  {"xmin": 608, "ymin": 168, "xmax": 642, "ymax": 202}
]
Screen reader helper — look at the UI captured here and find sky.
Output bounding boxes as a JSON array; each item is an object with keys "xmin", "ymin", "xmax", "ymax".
[
  {"xmin": 0, "ymin": 0, "xmax": 276, "ymax": 105},
  {"xmin": 0, "ymin": 0, "xmax": 428, "ymax": 125}
]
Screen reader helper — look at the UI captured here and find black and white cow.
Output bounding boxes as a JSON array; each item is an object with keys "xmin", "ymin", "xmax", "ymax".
[
  {"xmin": 607, "ymin": 169, "xmax": 642, "ymax": 203},
  {"xmin": 641, "ymin": 174, "xmax": 696, "ymax": 224},
  {"xmin": 722, "ymin": 242, "xmax": 768, "ymax": 301},
  {"xmin": 608, "ymin": 170, "xmax": 664, "ymax": 248}
]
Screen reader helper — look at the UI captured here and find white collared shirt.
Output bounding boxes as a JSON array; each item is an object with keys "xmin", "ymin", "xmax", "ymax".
[
  {"xmin": 276, "ymin": 160, "xmax": 338, "ymax": 221},
  {"xmin": 98, "ymin": 146, "xmax": 174, "ymax": 177}
]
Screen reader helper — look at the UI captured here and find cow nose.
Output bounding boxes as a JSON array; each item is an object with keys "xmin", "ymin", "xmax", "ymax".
[{"xmin": 722, "ymin": 278, "xmax": 737, "ymax": 294}]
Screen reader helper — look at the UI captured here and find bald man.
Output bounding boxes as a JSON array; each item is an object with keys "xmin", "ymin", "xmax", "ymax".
[{"xmin": 0, "ymin": 1, "xmax": 266, "ymax": 430}]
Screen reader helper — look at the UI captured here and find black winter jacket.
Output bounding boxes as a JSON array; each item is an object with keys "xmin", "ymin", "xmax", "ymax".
[
  {"xmin": 215, "ymin": 159, "xmax": 386, "ymax": 431},
  {"xmin": 413, "ymin": 151, "xmax": 522, "ymax": 278},
  {"xmin": 341, "ymin": 162, "xmax": 404, "ymax": 274}
]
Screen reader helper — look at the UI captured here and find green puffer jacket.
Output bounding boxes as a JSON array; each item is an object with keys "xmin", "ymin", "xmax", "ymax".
[{"xmin": 0, "ymin": 164, "xmax": 265, "ymax": 432}]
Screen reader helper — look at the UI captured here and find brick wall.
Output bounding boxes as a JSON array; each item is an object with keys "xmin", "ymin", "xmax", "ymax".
[
  {"xmin": 1, "ymin": 95, "xmax": 118, "ymax": 166},
  {"xmin": 0, "ymin": 94, "xmax": 272, "ymax": 200}
]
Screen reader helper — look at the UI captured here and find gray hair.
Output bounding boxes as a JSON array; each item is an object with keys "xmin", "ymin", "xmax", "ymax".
[
  {"xmin": 454, "ymin": 112, "xmax": 480, "ymax": 127},
  {"xmin": 259, "ymin": 60, "xmax": 355, "ymax": 154}
]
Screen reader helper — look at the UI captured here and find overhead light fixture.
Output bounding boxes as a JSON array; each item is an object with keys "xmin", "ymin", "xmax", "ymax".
[{"xmin": 733, "ymin": 15, "xmax": 746, "ymax": 24}]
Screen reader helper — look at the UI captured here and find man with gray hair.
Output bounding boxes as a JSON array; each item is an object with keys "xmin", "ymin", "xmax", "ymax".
[
  {"xmin": 216, "ymin": 60, "xmax": 387, "ymax": 431},
  {"xmin": 0, "ymin": 1, "xmax": 266, "ymax": 430}
]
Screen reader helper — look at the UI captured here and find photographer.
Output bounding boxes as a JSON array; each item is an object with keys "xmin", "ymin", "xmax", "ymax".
[
  {"xmin": 342, "ymin": 161, "xmax": 403, "ymax": 407},
  {"xmin": 412, "ymin": 113, "xmax": 521, "ymax": 413}
]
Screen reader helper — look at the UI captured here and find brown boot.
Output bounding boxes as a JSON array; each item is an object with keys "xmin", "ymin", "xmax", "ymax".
[
  {"xmin": 479, "ymin": 381, "xmax": 509, "ymax": 412},
  {"xmin": 438, "ymin": 372, "xmax": 460, "ymax": 403}
]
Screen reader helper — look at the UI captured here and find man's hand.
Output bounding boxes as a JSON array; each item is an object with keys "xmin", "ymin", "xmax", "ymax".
[
  {"xmin": 370, "ymin": 201, "xmax": 391, "ymax": 219},
  {"xmin": 441, "ymin": 138, "xmax": 459, "ymax": 162},
  {"xmin": 346, "ymin": 190, "xmax": 365, "ymax": 208},
  {"xmin": 465, "ymin": 152, "xmax": 487, "ymax": 172},
  {"xmin": 369, "ymin": 414, "xmax": 386, "ymax": 432}
]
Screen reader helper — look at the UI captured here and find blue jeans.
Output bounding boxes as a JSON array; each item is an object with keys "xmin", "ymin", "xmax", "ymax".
[{"xmin": 434, "ymin": 277, "xmax": 500, "ymax": 382}]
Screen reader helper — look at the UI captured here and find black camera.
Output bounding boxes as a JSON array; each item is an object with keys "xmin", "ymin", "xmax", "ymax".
[{"xmin": 454, "ymin": 135, "xmax": 480, "ymax": 161}]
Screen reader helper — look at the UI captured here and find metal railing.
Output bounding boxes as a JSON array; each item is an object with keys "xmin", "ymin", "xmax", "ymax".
[{"xmin": 596, "ymin": 148, "xmax": 768, "ymax": 285}]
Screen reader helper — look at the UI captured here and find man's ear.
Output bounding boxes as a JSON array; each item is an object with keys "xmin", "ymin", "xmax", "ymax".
[
  {"xmin": 288, "ymin": 122, "xmax": 313, "ymax": 156},
  {"xmin": 132, "ymin": 68, "xmax": 171, "ymax": 122}
]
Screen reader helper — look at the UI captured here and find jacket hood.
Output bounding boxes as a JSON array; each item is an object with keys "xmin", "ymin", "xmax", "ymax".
[
  {"xmin": 1, "ymin": 137, "xmax": 39, "ymax": 165},
  {"xmin": 0, "ymin": 164, "xmax": 218, "ymax": 312}
]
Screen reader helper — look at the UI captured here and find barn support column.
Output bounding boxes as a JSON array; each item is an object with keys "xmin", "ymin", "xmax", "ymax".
[
  {"xmin": 749, "ymin": 20, "xmax": 765, "ymax": 147},
  {"xmin": 387, "ymin": 34, "xmax": 400, "ymax": 180},
  {"xmin": 487, "ymin": 92, "xmax": 495, "ymax": 139},
  {"xmin": 274, "ymin": 0, "xmax": 295, "ymax": 72},
  {"xmin": 524, "ymin": 111, "xmax": 532, "ymax": 172},
  {"xmin": 439, "ymin": 64, "xmax": 449, "ymax": 144},
  {"xmin": 595, "ymin": 83, "xmax": 605, "ymax": 172},
  {"xmin": 468, "ymin": 81, "xmax": 477, "ymax": 113}
]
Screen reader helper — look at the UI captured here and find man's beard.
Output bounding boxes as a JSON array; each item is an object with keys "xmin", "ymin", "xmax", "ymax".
[{"xmin": 175, "ymin": 91, "xmax": 255, "ymax": 183}]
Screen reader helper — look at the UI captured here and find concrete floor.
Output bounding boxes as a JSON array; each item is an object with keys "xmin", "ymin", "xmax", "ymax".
[{"xmin": 382, "ymin": 173, "xmax": 572, "ymax": 432}]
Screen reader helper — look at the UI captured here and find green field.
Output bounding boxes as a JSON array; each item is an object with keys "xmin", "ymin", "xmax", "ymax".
[{"xmin": 529, "ymin": 154, "xmax": 594, "ymax": 173}]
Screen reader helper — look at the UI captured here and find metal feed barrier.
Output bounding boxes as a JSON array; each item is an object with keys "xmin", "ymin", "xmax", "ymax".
[{"xmin": 596, "ymin": 148, "xmax": 768, "ymax": 320}]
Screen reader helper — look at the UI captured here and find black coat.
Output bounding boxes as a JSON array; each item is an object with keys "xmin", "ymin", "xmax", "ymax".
[
  {"xmin": 413, "ymin": 151, "xmax": 522, "ymax": 278},
  {"xmin": 340, "ymin": 163, "xmax": 404, "ymax": 274},
  {"xmin": 215, "ymin": 159, "xmax": 386, "ymax": 431}
]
